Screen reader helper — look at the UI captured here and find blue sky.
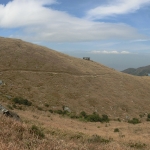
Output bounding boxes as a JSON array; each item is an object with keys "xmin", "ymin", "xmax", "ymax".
[{"xmin": 0, "ymin": 0, "xmax": 150, "ymax": 70}]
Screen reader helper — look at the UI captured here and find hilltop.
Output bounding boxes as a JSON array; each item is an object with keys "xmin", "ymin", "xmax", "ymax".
[{"xmin": 122, "ymin": 65, "xmax": 150, "ymax": 76}]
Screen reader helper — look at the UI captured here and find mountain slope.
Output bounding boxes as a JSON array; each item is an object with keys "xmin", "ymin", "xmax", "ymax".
[
  {"xmin": 1, "ymin": 37, "xmax": 150, "ymax": 120},
  {"xmin": 122, "ymin": 65, "xmax": 150, "ymax": 76}
]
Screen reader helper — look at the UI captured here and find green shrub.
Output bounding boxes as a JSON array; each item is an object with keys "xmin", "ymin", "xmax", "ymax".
[
  {"xmin": 86, "ymin": 112, "xmax": 102, "ymax": 122},
  {"xmin": 54, "ymin": 109, "xmax": 71, "ymax": 116},
  {"xmin": 44, "ymin": 103, "xmax": 49, "ymax": 107},
  {"xmin": 146, "ymin": 113, "xmax": 150, "ymax": 121},
  {"xmin": 114, "ymin": 128, "xmax": 119, "ymax": 132},
  {"xmin": 128, "ymin": 118, "xmax": 141, "ymax": 124},
  {"xmin": 69, "ymin": 112, "xmax": 79, "ymax": 119},
  {"xmin": 117, "ymin": 118, "xmax": 121, "ymax": 122},
  {"xmin": 53, "ymin": 109, "xmax": 110, "ymax": 123},
  {"xmin": 80, "ymin": 111, "xmax": 87, "ymax": 118},
  {"xmin": 49, "ymin": 109, "xmax": 53, "ymax": 113},
  {"xmin": 12, "ymin": 97, "xmax": 32, "ymax": 106},
  {"xmin": 147, "ymin": 118, "xmax": 150, "ymax": 121},
  {"xmin": 30, "ymin": 125, "xmax": 45, "ymax": 139},
  {"xmin": 102, "ymin": 114, "xmax": 109, "ymax": 122},
  {"xmin": 78, "ymin": 112, "xmax": 109, "ymax": 123}
]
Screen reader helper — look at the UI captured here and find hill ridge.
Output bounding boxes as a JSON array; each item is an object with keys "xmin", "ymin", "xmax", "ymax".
[{"xmin": 122, "ymin": 65, "xmax": 150, "ymax": 76}]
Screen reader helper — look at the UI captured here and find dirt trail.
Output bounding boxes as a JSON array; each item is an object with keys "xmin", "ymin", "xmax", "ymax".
[{"xmin": 0, "ymin": 69, "xmax": 113, "ymax": 78}]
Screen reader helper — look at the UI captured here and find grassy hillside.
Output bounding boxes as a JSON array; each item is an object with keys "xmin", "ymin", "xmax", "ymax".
[
  {"xmin": 1, "ymin": 37, "xmax": 150, "ymax": 119},
  {"xmin": 122, "ymin": 65, "xmax": 150, "ymax": 76},
  {"xmin": 1, "ymin": 37, "xmax": 150, "ymax": 149}
]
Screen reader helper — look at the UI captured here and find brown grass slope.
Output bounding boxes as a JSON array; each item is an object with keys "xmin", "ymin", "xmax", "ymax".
[
  {"xmin": 0, "ymin": 37, "xmax": 150, "ymax": 119},
  {"xmin": 3, "ymin": 114, "xmax": 147, "ymax": 150}
]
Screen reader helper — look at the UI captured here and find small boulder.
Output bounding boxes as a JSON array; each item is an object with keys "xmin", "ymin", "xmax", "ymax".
[
  {"xmin": 63, "ymin": 106, "xmax": 71, "ymax": 113},
  {"xmin": 0, "ymin": 80, "xmax": 3, "ymax": 85},
  {"xmin": 5, "ymin": 95, "xmax": 12, "ymax": 100},
  {"xmin": 0, "ymin": 104, "xmax": 21, "ymax": 121}
]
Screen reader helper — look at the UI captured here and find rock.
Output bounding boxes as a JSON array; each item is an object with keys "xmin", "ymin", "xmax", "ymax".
[
  {"xmin": 0, "ymin": 104, "xmax": 21, "ymax": 121},
  {"xmin": 0, "ymin": 80, "xmax": 3, "ymax": 85},
  {"xmin": 63, "ymin": 106, "xmax": 71, "ymax": 113},
  {"xmin": 5, "ymin": 95, "xmax": 12, "ymax": 100}
]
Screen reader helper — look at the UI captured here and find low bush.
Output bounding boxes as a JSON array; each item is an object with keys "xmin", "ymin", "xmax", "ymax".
[
  {"xmin": 49, "ymin": 109, "xmax": 53, "ymax": 113},
  {"xmin": 114, "ymin": 128, "xmax": 119, "ymax": 132},
  {"xmin": 12, "ymin": 97, "xmax": 32, "ymax": 106},
  {"xmin": 79, "ymin": 112, "xmax": 109, "ymax": 123},
  {"xmin": 51, "ymin": 108, "xmax": 109, "ymax": 123},
  {"xmin": 69, "ymin": 113, "xmax": 79, "ymax": 119},
  {"xmin": 128, "ymin": 118, "xmax": 141, "ymax": 124},
  {"xmin": 44, "ymin": 103, "xmax": 49, "ymax": 107},
  {"xmin": 101, "ymin": 114, "xmax": 109, "ymax": 122},
  {"xmin": 147, "ymin": 113, "xmax": 150, "ymax": 121},
  {"xmin": 80, "ymin": 111, "xmax": 87, "ymax": 118},
  {"xmin": 86, "ymin": 112, "xmax": 102, "ymax": 122}
]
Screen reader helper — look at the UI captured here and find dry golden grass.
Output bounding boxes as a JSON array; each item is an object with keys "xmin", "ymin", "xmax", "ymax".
[
  {"xmin": 1, "ymin": 111, "xmax": 150, "ymax": 150},
  {"xmin": 1, "ymin": 37, "xmax": 150, "ymax": 149},
  {"xmin": 1, "ymin": 37, "xmax": 150, "ymax": 119}
]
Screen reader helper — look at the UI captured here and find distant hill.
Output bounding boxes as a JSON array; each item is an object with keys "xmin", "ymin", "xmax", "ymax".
[{"xmin": 122, "ymin": 65, "xmax": 150, "ymax": 76}]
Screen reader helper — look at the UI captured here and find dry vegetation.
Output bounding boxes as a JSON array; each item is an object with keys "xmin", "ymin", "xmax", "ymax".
[
  {"xmin": 1, "ymin": 111, "xmax": 150, "ymax": 150},
  {"xmin": 1, "ymin": 37, "xmax": 150, "ymax": 118},
  {"xmin": 1, "ymin": 37, "xmax": 150, "ymax": 149}
]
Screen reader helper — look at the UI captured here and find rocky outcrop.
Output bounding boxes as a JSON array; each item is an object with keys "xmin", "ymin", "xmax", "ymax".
[{"xmin": 0, "ymin": 104, "xmax": 21, "ymax": 121}]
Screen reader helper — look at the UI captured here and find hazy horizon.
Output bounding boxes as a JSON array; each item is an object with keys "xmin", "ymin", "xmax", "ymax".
[{"xmin": 60, "ymin": 50, "xmax": 150, "ymax": 71}]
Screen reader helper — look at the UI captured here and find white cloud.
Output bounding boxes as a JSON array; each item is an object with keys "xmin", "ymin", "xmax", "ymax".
[
  {"xmin": 130, "ymin": 39, "xmax": 150, "ymax": 43},
  {"xmin": 0, "ymin": 0, "xmax": 147, "ymax": 42},
  {"xmin": 90, "ymin": 50, "xmax": 130, "ymax": 54},
  {"xmin": 120, "ymin": 51, "xmax": 130, "ymax": 54},
  {"xmin": 86, "ymin": 0, "xmax": 150, "ymax": 20}
]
